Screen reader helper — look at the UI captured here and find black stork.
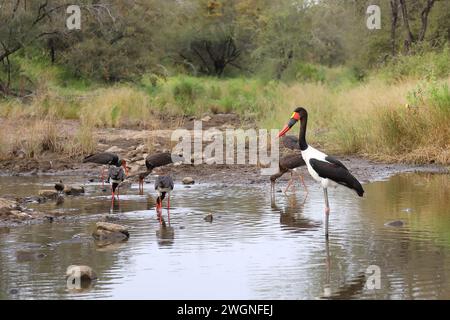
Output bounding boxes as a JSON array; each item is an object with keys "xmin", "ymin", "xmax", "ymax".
[
  {"xmin": 270, "ymin": 154, "xmax": 307, "ymax": 194},
  {"xmin": 281, "ymin": 135, "xmax": 301, "ymax": 151},
  {"xmin": 83, "ymin": 152, "xmax": 128, "ymax": 188},
  {"xmin": 108, "ymin": 164, "xmax": 126, "ymax": 207},
  {"xmin": 138, "ymin": 153, "xmax": 184, "ymax": 195},
  {"xmin": 154, "ymin": 175, "xmax": 174, "ymax": 225},
  {"xmin": 278, "ymin": 107, "xmax": 364, "ymax": 237},
  {"xmin": 54, "ymin": 180, "xmax": 65, "ymax": 195}
]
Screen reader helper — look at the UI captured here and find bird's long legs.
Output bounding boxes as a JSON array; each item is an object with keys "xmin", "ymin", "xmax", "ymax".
[
  {"xmin": 298, "ymin": 174, "xmax": 308, "ymax": 194},
  {"xmin": 167, "ymin": 194, "xmax": 171, "ymax": 226},
  {"xmin": 101, "ymin": 167, "xmax": 105, "ymax": 188},
  {"xmin": 139, "ymin": 179, "xmax": 143, "ymax": 195},
  {"xmin": 323, "ymin": 188, "xmax": 330, "ymax": 238},
  {"xmin": 111, "ymin": 189, "xmax": 115, "ymax": 208},
  {"xmin": 284, "ymin": 172, "xmax": 295, "ymax": 194}
]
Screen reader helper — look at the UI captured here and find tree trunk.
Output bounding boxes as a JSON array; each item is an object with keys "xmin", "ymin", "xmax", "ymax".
[
  {"xmin": 390, "ymin": 0, "xmax": 399, "ymax": 56},
  {"xmin": 419, "ymin": 0, "xmax": 436, "ymax": 42},
  {"xmin": 399, "ymin": 0, "xmax": 415, "ymax": 52},
  {"xmin": 49, "ymin": 38, "xmax": 56, "ymax": 64}
]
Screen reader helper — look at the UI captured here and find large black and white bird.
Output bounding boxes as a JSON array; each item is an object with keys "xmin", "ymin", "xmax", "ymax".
[
  {"xmin": 270, "ymin": 154, "xmax": 307, "ymax": 194},
  {"xmin": 83, "ymin": 152, "xmax": 128, "ymax": 187},
  {"xmin": 138, "ymin": 153, "xmax": 184, "ymax": 195},
  {"xmin": 278, "ymin": 107, "xmax": 364, "ymax": 237},
  {"xmin": 154, "ymin": 175, "xmax": 174, "ymax": 225}
]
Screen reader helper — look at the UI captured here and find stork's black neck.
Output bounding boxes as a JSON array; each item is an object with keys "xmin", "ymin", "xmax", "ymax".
[{"xmin": 299, "ymin": 115, "xmax": 308, "ymax": 151}]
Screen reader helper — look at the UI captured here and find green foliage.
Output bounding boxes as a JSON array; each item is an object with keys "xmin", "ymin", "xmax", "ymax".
[
  {"xmin": 428, "ymin": 82, "xmax": 450, "ymax": 117},
  {"xmin": 381, "ymin": 46, "xmax": 450, "ymax": 81}
]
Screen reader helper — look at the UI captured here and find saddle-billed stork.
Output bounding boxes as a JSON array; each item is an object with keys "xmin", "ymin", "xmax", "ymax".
[
  {"xmin": 278, "ymin": 107, "xmax": 364, "ymax": 237},
  {"xmin": 83, "ymin": 152, "xmax": 128, "ymax": 188},
  {"xmin": 138, "ymin": 153, "xmax": 184, "ymax": 195},
  {"xmin": 154, "ymin": 175, "xmax": 174, "ymax": 225},
  {"xmin": 270, "ymin": 154, "xmax": 307, "ymax": 194}
]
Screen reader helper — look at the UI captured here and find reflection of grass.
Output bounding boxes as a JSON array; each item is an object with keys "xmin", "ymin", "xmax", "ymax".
[{"xmin": 364, "ymin": 173, "xmax": 450, "ymax": 244}]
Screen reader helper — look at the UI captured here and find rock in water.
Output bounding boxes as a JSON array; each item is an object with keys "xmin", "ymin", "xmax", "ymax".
[
  {"xmin": 92, "ymin": 222, "xmax": 130, "ymax": 242},
  {"xmin": 385, "ymin": 220, "xmax": 405, "ymax": 228},
  {"xmin": 38, "ymin": 190, "xmax": 59, "ymax": 200},
  {"xmin": 66, "ymin": 265, "xmax": 97, "ymax": 281},
  {"xmin": 64, "ymin": 185, "xmax": 85, "ymax": 196},
  {"xmin": 182, "ymin": 177, "xmax": 195, "ymax": 185},
  {"xmin": 204, "ymin": 213, "xmax": 213, "ymax": 223}
]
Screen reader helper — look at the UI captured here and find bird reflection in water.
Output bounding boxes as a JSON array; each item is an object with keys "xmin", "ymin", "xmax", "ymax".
[
  {"xmin": 109, "ymin": 198, "xmax": 121, "ymax": 214},
  {"xmin": 320, "ymin": 239, "xmax": 367, "ymax": 300},
  {"xmin": 156, "ymin": 218, "xmax": 175, "ymax": 248},
  {"xmin": 271, "ymin": 194, "xmax": 320, "ymax": 233}
]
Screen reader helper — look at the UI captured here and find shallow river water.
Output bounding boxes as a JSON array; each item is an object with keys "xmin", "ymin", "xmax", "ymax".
[{"xmin": 0, "ymin": 173, "xmax": 449, "ymax": 299}]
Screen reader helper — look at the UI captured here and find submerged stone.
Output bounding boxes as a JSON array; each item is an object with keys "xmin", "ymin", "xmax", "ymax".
[
  {"xmin": 92, "ymin": 222, "xmax": 130, "ymax": 242},
  {"xmin": 385, "ymin": 220, "xmax": 405, "ymax": 228},
  {"xmin": 182, "ymin": 177, "xmax": 195, "ymax": 185},
  {"xmin": 204, "ymin": 213, "xmax": 213, "ymax": 223}
]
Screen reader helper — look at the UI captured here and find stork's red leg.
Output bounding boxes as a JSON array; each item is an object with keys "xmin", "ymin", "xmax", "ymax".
[
  {"xmin": 285, "ymin": 174, "xmax": 294, "ymax": 194},
  {"xmin": 167, "ymin": 194, "xmax": 171, "ymax": 226},
  {"xmin": 299, "ymin": 174, "xmax": 308, "ymax": 194}
]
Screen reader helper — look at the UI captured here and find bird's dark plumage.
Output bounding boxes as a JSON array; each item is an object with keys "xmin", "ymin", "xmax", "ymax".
[
  {"xmin": 83, "ymin": 152, "xmax": 120, "ymax": 166},
  {"xmin": 154, "ymin": 175, "xmax": 174, "ymax": 191},
  {"xmin": 309, "ymin": 158, "xmax": 364, "ymax": 197},
  {"xmin": 108, "ymin": 166, "xmax": 125, "ymax": 193},
  {"xmin": 146, "ymin": 153, "xmax": 181, "ymax": 171},
  {"xmin": 280, "ymin": 154, "xmax": 306, "ymax": 170},
  {"xmin": 155, "ymin": 175, "xmax": 174, "ymax": 205},
  {"xmin": 54, "ymin": 181, "xmax": 65, "ymax": 193},
  {"xmin": 282, "ymin": 136, "xmax": 301, "ymax": 151},
  {"xmin": 271, "ymin": 154, "xmax": 306, "ymax": 182},
  {"xmin": 138, "ymin": 153, "xmax": 184, "ymax": 181}
]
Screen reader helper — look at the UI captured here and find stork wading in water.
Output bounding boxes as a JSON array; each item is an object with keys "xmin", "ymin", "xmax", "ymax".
[
  {"xmin": 155, "ymin": 175, "xmax": 174, "ymax": 225},
  {"xmin": 278, "ymin": 107, "xmax": 364, "ymax": 237},
  {"xmin": 108, "ymin": 161, "xmax": 126, "ymax": 208},
  {"xmin": 138, "ymin": 153, "xmax": 184, "ymax": 195},
  {"xmin": 83, "ymin": 152, "xmax": 129, "ymax": 188},
  {"xmin": 270, "ymin": 154, "xmax": 307, "ymax": 195}
]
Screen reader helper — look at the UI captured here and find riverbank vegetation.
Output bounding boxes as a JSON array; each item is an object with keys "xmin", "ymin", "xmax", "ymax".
[{"xmin": 1, "ymin": 0, "xmax": 449, "ymax": 164}]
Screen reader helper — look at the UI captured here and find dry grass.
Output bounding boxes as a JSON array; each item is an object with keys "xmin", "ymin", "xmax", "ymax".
[
  {"xmin": 79, "ymin": 86, "xmax": 158, "ymax": 128},
  {"xmin": 1, "ymin": 74, "xmax": 449, "ymax": 164},
  {"xmin": 0, "ymin": 118, "xmax": 96, "ymax": 160},
  {"xmin": 262, "ymin": 77, "xmax": 450, "ymax": 165}
]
